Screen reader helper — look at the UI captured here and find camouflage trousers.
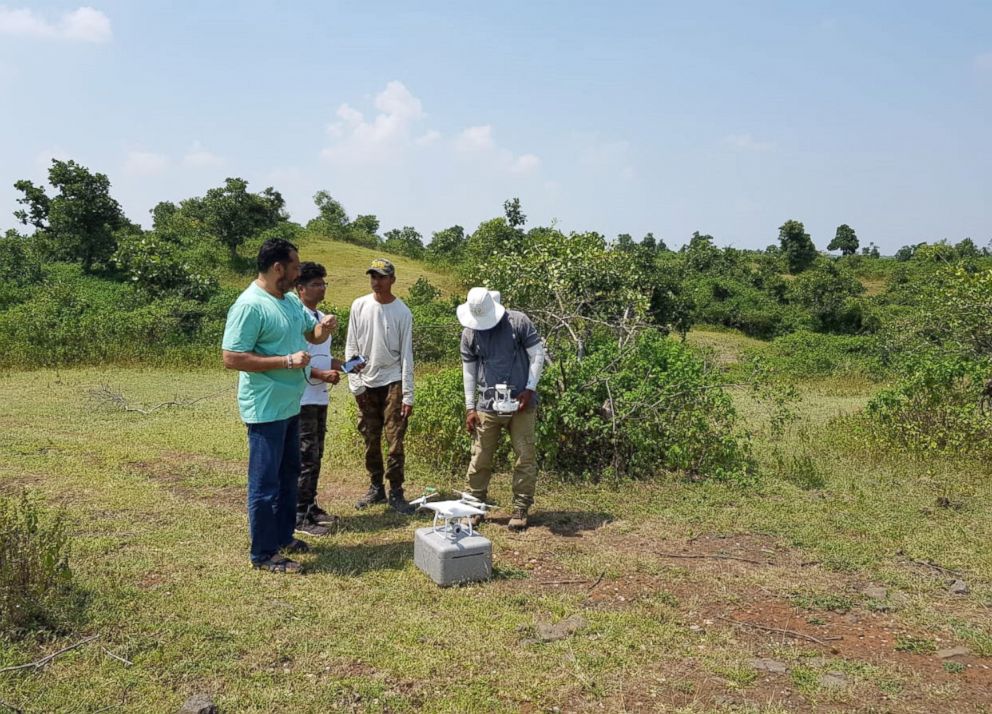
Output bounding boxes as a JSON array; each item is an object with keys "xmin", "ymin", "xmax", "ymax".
[
  {"xmin": 357, "ymin": 382, "xmax": 407, "ymax": 489},
  {"xmin": 297, "ymin": 404, "xmax": 328, "ymax": 512},
  {"xmin": 465, "ymin": 406, "xmax": 537, "ymax": 510}
]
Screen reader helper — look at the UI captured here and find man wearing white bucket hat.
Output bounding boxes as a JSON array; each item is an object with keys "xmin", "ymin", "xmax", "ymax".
[{"xmin": 457, "ymin": 287, "xmax": 545, "ymax": 530}]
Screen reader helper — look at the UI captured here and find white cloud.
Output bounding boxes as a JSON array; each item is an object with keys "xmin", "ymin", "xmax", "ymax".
[
  {"xmin": 182, "ymin": 142, "xmax": 225, "ymax": 168},
  {"xmin": 725, "ymin": 133, "xmax": 775, "ymax": 152},
  {"xmin": 0, "ymin": 6, "xmax": 111, "ymax": 43},
  {"xmin": 415, "ymin": 130, "xmax": 441, "ymax": 146},
  {"xmin": 455, "ymin": 125, "xmax": 541, "ymax": 174},
  {"xmin": 124, "ymin": 151, "xmax": 169, "ymax": 176},
  {"xmin": 975, "ymin": 52, "xmax": 992, "ymax": 73},
  {"xmin": 455, "ymin": 125, "xmax": 495, "ymax": 153},
  {"xmin": 321, "ymin": 81, "xmax": 539, "ymax": 175},
  {"xmin": 322, "ymin": 81, "xmax": 428, "ymax": 164}
]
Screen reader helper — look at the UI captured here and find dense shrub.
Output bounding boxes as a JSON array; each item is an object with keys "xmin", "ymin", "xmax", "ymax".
[
  {"xmin": 405, "ymin": 278, "xmax": 461, "ymax": 363},
  {"xmin": 756, "ymin": 331, "xmax": 881, "ymax": 379},
  {"xmin": 860, "ymin": 353, "xmax": 992, "ymax": 457},
  {"xmin": 0, "ymin": 263, "xmax": 233, "ymax": 367},
  {"xmin": 409, "ymin": 330, "xmax": 753, "ymax": 481},
  {"xmin": 0, "ymin": 492, "xmax": 82, "ymax": 638}
]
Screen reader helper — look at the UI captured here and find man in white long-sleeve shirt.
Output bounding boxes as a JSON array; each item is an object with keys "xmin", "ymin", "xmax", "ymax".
[
  {"xmin": 457, "ymin": 287, "xmax": 545, "ymax": 531},
  {"xmin": 346, "ymin": 258, "xmax": 416, "ymax": 514}
]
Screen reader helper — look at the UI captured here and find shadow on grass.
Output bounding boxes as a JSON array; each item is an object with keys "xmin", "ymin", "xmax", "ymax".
[
  {"xmin": 330, "ymin": 510, "xmax": 431, "ymax": 534},
  {"xmin": 529, "ymin": 509, "xmax": 614, "ymax": 537},
  {"xmin": 308, "ymin": 541, "xmax": 413, "ymax": 575}
]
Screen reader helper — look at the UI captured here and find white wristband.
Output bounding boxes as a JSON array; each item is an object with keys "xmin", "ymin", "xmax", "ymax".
[{"xmin": 286, "ymin": 354, "xmax": 293, "ymax": 369}]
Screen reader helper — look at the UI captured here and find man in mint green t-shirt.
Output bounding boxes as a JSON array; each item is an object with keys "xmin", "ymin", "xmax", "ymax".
[{"xmin": 222, "ymin": 238, "xmax": 337, "ymax": 573}]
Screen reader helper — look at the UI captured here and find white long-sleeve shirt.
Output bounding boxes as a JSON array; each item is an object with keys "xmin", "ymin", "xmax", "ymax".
[{"xmin": 345, "ymin": 294, "xmax": 415, "ymax": 406}]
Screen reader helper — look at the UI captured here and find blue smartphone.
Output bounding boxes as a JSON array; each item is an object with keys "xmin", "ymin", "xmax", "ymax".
[{"xmin": 342, "ymin": 355, "xmax": 367, "ymax": 373}]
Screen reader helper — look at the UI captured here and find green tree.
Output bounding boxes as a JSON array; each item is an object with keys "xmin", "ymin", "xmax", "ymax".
[
  {"xmin": 615, "ymin": 233, "xmax": 635, "ymax": 251},
  {"xmin": 349, "ymin": 214, "xmax": 381, "ymax": 247},
  {"xmin": 828, "ymin": 224, "xmax": 859, "ymax": 256},
  {"xmin": 179, "ymin": 178, "xmax": 286, "ymax": 259},
  {"xmin": 382, "ymin": 226, "xmax": 425, "ymax": 259},
  {"xmin": 426, "ymin": 225, "xmax": 466, "ymax": 264},
  {"xmin": 503, "ymin": 197, "xmax": 526, "ymax": 228},
  {"xmin": 778, "ymin": 219, "xmax": 817, "ymax": 273},
  {"xmin": 15, "ymin": 159, "xmax": 131, "ymax": 272}
]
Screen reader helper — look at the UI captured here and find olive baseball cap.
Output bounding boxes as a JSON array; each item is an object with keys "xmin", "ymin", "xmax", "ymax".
[{"xmin": 366, "ymin": 258, "xmax": 395, "ymax": 276}]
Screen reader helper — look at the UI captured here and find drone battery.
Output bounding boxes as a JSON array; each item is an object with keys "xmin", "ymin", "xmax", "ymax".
[{"xmin": 414, "ymin": 527, "xmax": 492, "ymax": 586}]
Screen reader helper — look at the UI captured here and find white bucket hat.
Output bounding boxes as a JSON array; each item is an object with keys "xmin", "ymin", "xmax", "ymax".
[
  {"xmin": 488, "ymin": 290, "xmax": 502, "ymax": 305},
  {"xmin": 457, "ymin": 287, "xmax": 506, "ymax": 330}
]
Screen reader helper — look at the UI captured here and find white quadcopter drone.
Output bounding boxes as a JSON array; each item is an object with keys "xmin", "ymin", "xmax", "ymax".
[{"xmin": 409, "ymin": 490, "xmax": 498, "ymax": 538}]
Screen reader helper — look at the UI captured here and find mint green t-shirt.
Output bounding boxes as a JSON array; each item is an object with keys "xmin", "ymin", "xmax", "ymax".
[{"xmin": 222, "ymin": 282, "xmax": 318, "ymax": 424}]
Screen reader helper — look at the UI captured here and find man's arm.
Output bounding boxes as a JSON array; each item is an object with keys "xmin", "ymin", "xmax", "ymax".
[
  {"xmin": 345, "ymin": 302, "xmax": 365, "ymax": 397},
  {"xmin": 399, "ymin": 308, "xmax": 415, "ymax": 414},
  {"xmin": 305, "ymin": 313, "xmax": 338, "ymax": 345},
  {"xmin": 223, "ymin": 350, "xmax": 310, "ymax": 372}
]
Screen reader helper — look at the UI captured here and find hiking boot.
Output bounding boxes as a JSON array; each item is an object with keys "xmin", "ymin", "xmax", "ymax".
[
  {"xmin": 388, "ymin": 488, "xmax": 416, "ymax": 515},
  {"xmin": 295, "ymin": 516, "xmax": 330, "ymax": 537},
  {"xmin": 309, "ymin": 503, "xmax": 335, "ymax": 525},
  {"xmin": 508, "ymin": 507, "xmax": 529, "ymax": 531},
  {"xmin": 355, "ymin": 484, "xmax": 387, "ymax": 510}
]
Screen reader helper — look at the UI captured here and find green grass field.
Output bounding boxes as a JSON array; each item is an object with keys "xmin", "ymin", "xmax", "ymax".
[{"xmin": 1, "ymin": 331, "xmax": 991, "ymax": 712}]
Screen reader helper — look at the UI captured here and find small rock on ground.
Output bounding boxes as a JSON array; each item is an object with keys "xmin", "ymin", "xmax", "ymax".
[
  {"xmin": 937, "ymin": 646, "xmax": 971, "ymax": 659},
  {"xmin": 179, "ymin": 695, "xmax": 217, "ymax": 714},
  {"xmin": 750, "ymin": 658, "xmax": 788, "ymax": 674}
]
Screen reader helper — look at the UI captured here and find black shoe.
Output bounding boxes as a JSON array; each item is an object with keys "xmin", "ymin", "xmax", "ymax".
[
  {"xmin": 388, "ymin": 488, "xmax": 416, "ymax": 516},
  {"xmin": 295, "ymin": 519, "xmax": 330, "ymax": 537},
  {"xmin": 355, "ymin": 484, "xmax": 387, "ymax": 509},
  {"xmin": 283, "ymin": 538, "xmax": 310, "ymax": 554},
  {"xmin": 309, "ymin": 503, "xmax": 335, "ymax": 525}
]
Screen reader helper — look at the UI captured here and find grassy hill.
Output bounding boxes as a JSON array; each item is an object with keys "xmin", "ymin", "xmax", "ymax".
[{"xmin": 219, "ymin": 237, "xmax": 464, "ymax": 307}]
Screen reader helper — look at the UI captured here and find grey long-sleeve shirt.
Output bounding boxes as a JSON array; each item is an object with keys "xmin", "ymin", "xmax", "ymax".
[{"xmin": 345, "ymin": 294, "xmax": 415, "ymax": 406}]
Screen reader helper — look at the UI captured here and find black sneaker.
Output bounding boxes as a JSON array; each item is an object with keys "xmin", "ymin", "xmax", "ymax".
[
  {"xmin": 355, "ymin": 484, "xmax": 387, "ymax": 509},
  {"xmin": 295, "ymin": 518, "xmax": 330, "ymax": 537},
  {"xmin": 283, "ymin": 538, "xmax": 310, "ymax": 554},
  {"xmin": 309, "ymin": 503, "xmax": 335, "ymax": 525},
  {"xmin": 388, "ymin": 488, "xmax": 416, "ymax": 515}
]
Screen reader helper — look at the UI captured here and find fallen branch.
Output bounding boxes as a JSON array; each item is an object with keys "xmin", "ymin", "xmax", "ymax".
[
  {"xmin": 586, "ymin": 571, "xmax": 606, "ymax": 594},
  {"xmin": 655, "ymin": 551, "xmax": 764, "ymax": 565},
  {"xmin": 102, "ymin": 648, "xmax": 133, "ymax": 667},
  {"xmin": 89, "ymin": 385, "xmax": 229, "ymax": 415},
  {"xmin": 0, "ymin": 634, "xmax": 101, "ymax": 674},
  {"xmin": 906, "ymin": 557, "xmax": 963, "ymax": 578},
  {"xmin": 0, "ymin": 699, "xmax": 23, "ymax": 714},
  {"xmin": 539, "ymin": 578, "xmax": 590, "ymax": 585},
  {"xmin": 715, "ymin": 616, "xmax": 840, "ymax": 646}
]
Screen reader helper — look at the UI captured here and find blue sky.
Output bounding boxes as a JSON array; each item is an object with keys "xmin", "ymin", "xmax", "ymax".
[{"xmin": 1, "ymin": 1, "xmax": 990, "ymax": 253}]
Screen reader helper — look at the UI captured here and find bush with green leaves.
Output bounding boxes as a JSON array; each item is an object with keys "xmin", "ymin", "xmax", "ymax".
[
  {"xmin": 0, "ymin": 263, "xmax": 232, "ymax": 367},
  {"xmin": 860, "ymin": 352, "xmax": 991, "ymax": 456},
  {"xmin": 0, "ymin": 492, "xmax": 82, "ymax": 638},
  {"xmin": 409, "ymin": 329, "xmax": 753, "ymax": 481},
  {"xmin": 113, "ymin": 230, "xmax": 219, "ymax": 301},
  {"xmin": 404, "ymin": 278, "xmax": 461, "ymax": 363},
  {"xmin": 756, "ymin": 331, "xmax": 881, "ymax": 379}
]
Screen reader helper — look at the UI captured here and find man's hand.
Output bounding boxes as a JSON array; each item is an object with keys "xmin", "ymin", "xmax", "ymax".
[
  {"xmin": 319, "ymin": 314, "xmax": 338, "ymax": 333},
  {"xmin": 324, "ymin": 370, "xmax": 341, "ymax": 385},
  {"xmin": 401, "ymin": 404, "xmax": 413, "ymax": 419},
  {"xmin": 290, "ymin": 351, "xmax": 311, "ymax": 368},
  {"xmin": 517, "ymin": 389, "xmax": 535, "ymax": 411},
  {"xmin": 466, "ymin": 409, "xmax": 480, "ymax": 434}
]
